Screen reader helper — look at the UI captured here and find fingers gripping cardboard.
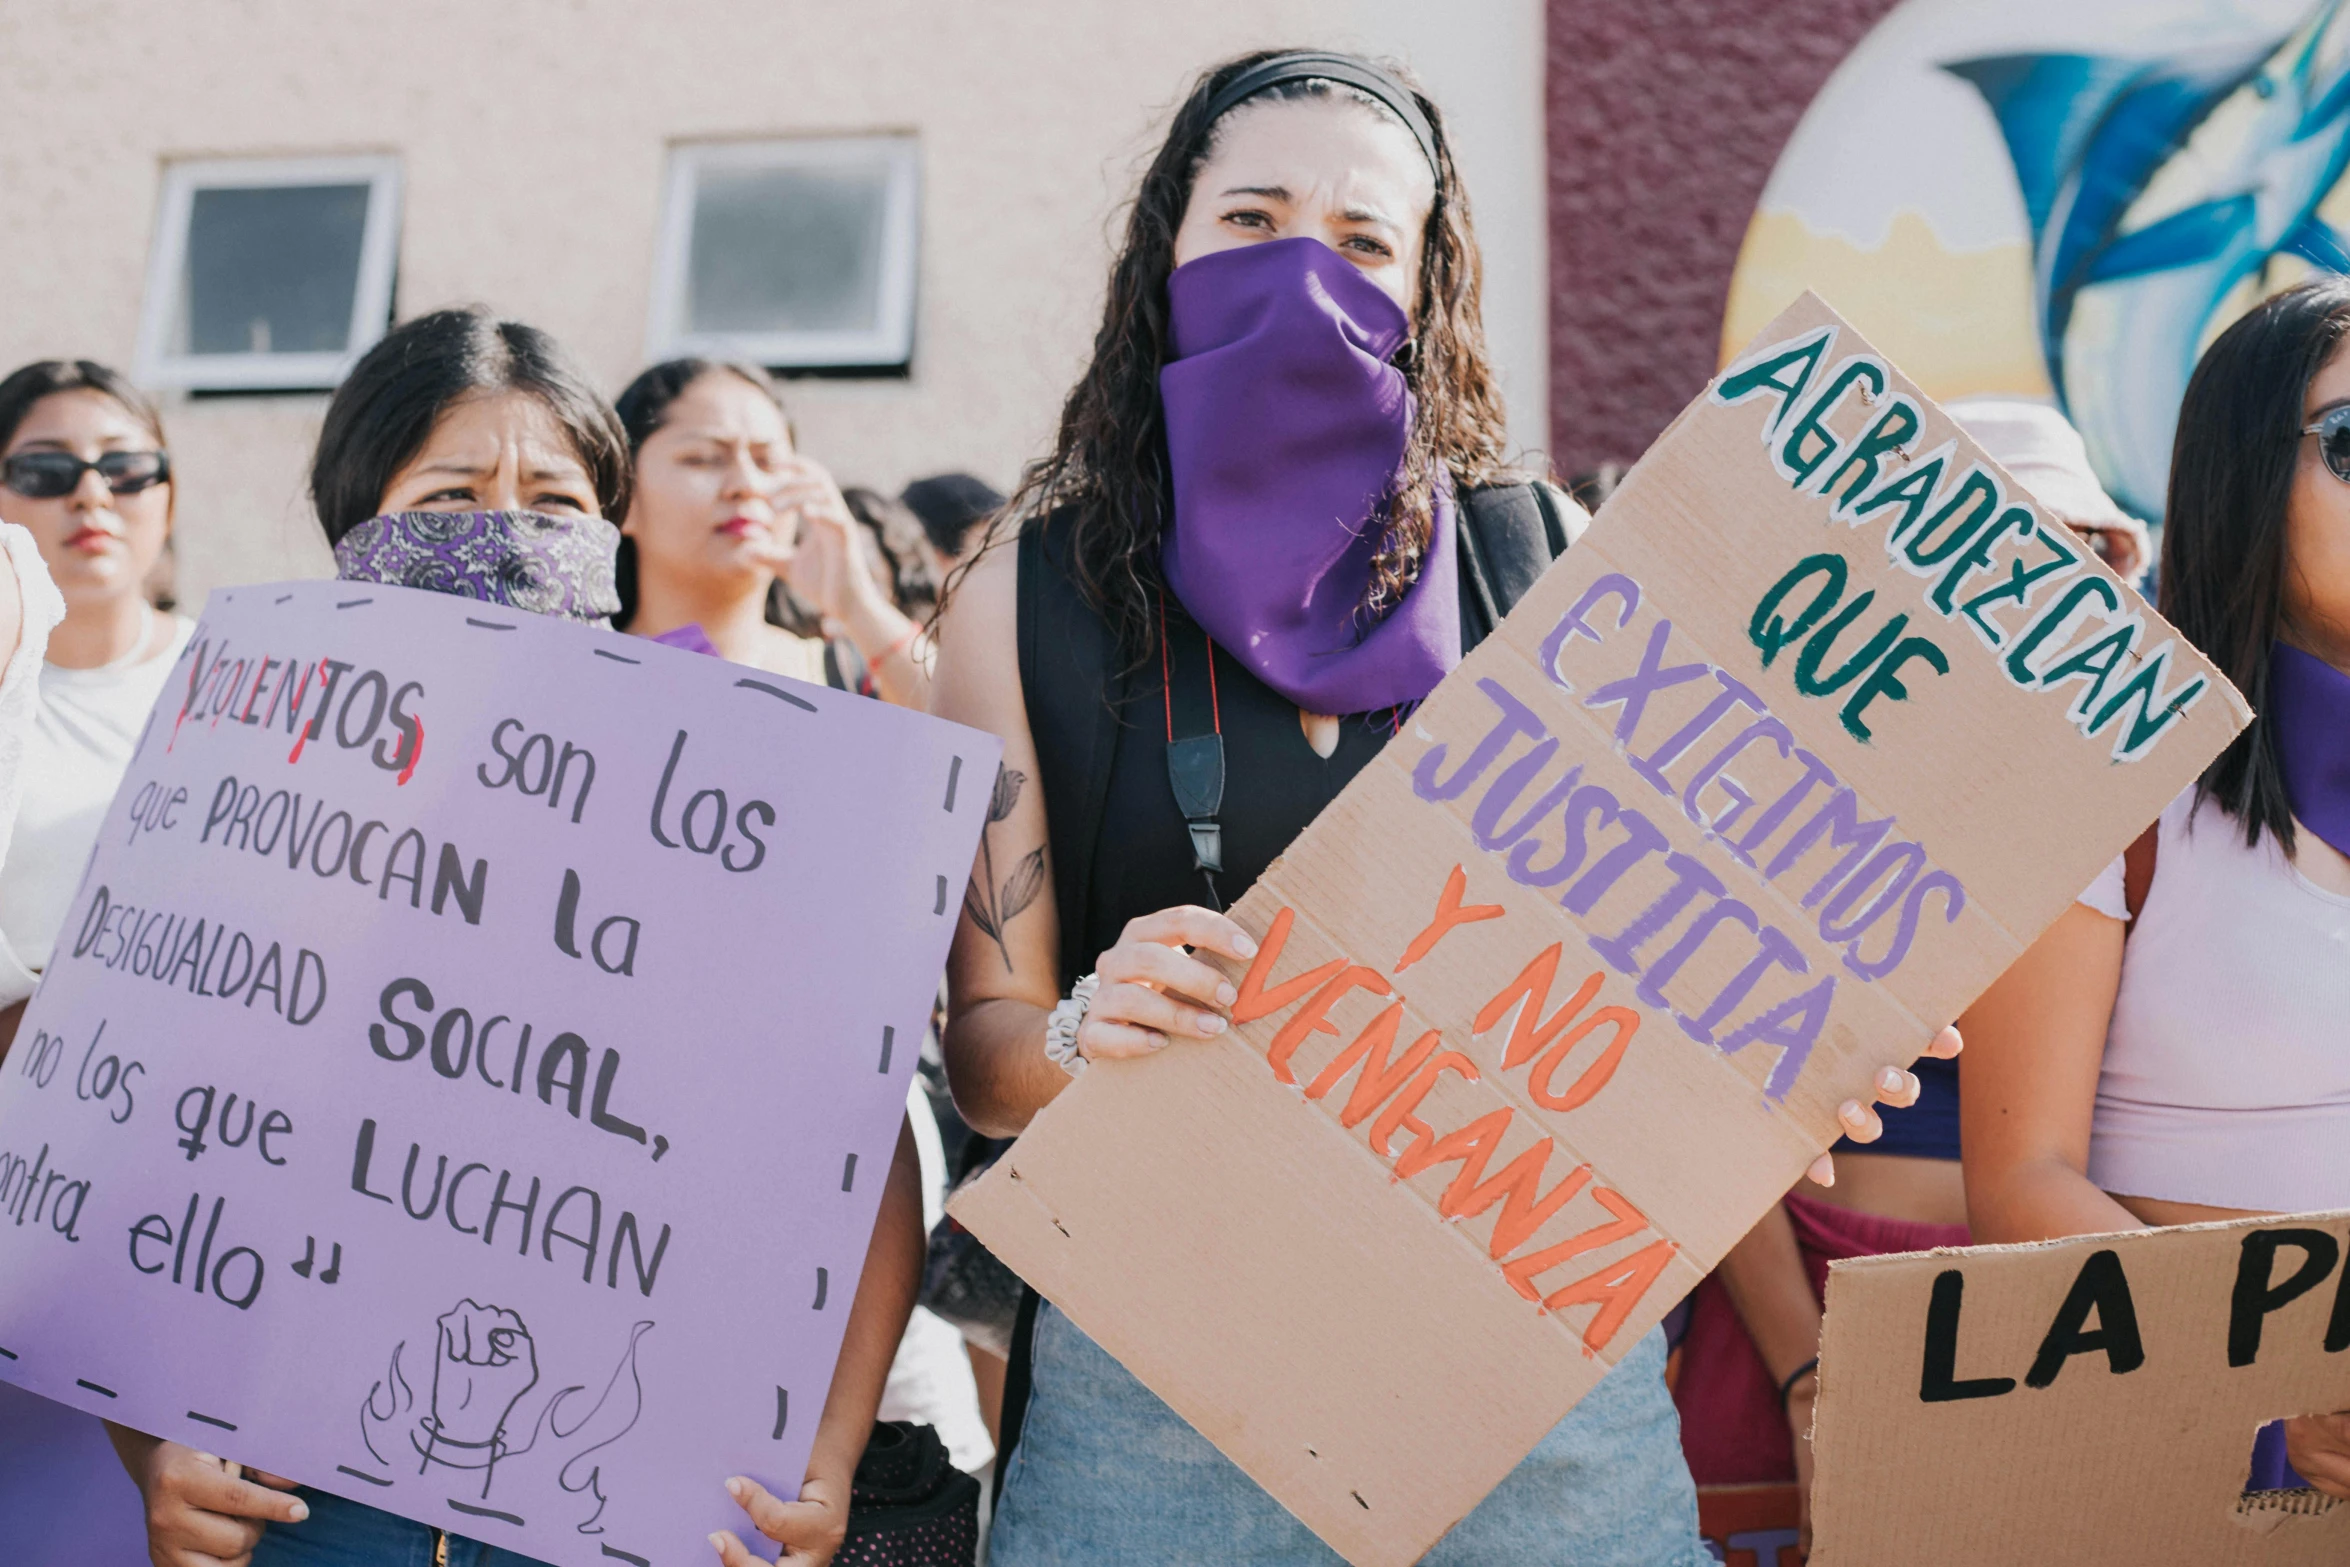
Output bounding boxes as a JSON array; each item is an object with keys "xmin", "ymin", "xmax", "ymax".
[
  {"xmin": 1811, "ymin": 1214, "xmax": 2350, "ymax": 1563},
  {"xmin": 951, "ymin": 295, "xmax": 2249, "ymax": 1566},
  {"xmin": 0, "ymin": 583, "xmax": 1001, "ymax": 1567}
]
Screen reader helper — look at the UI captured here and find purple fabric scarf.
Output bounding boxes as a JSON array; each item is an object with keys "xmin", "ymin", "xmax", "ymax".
[
  {"xmin": 1159, "ymin": 237, "xmax": 1459, "ymax": 715},
  {"xmin": 332, "ymin": 509, "xmax": 621, "ymax": 623},
  {"xmin": 2270, "ymin": 641, "xmax": 2350, "ymax": 860}
]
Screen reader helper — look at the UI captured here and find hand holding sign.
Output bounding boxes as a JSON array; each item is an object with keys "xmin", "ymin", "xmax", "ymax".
[
  {"xmin": 1075, "ymin": 907, "xmax": 1255, "ymax": 1059},
  {"xmin": 713, "ymin": 1471, "xmax": 851, "ymax": 1567},
  {"xmin": 953, "ymin": 294, "xmax": 2249, "ymax": 1567},
  {"xmin": 2286, "ymin": 1413, "xmax": 2350, "ymax": 1498},
  {"xmin": 0, "ymin": 581, "xmax": 999, "ymax": 1566},
  {"xmin": 109, "ymin": 1433, "xmax": 307, "ymax": 1567},
  {"xmin": 1811, "ymin": 1211, "xmax": 2350, "ymax": 1561}
]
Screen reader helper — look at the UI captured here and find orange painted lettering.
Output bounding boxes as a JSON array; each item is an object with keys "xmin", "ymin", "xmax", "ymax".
[
  {"xmin": 1265, "ymin": 966, "xmax": 1392, "ymax": 1085},
  {"xmin": 1498, "ymin": 1186, "xmax": 1652, "ymax": 1302},
  {"xmin": 1394, "ymin": 1107, "xmax": 1515, "ymax": 1185},
  {"xmin": 1409, "ymin": 1122, "xmax": 1597, "ymax": 1260},
  {"xmin": 1393, "ymin": 864, "xmax": 1505, "ymax": 973},
  {"xmin": 1473, "ymin": 943, "xmax": 1606, "ymax": 1072},
  {"xmin": 1537, "ymin": 1239, "xmax": 1679, "ymax": 1354},
  {"xmin": 1367, "ymin": 1050, "xmax": 1480, "ymax": 1156},
  {"xmin": 1231, "ymin": 906, "xmax": 1349, "ymax": 1025},
  {"xmin": 1526, "ymin": 1006, "xmax": 1640, "ymax": 1112},
  {"xmin": 1303, "ymin": 1001, "xmax": 1443, "ymax": 1128}
]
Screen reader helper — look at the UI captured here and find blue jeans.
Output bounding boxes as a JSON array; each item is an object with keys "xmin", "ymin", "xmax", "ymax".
[
  {"xmin": 988, "ymin": 1304, "xmax": 1709, "ymax": 1566},
  {"xmin": 249, "ymin": 1488, "xmax": 553, "ymax": 1567}
]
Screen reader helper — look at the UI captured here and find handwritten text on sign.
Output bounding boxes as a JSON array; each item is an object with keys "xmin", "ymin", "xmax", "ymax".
[
  {"xmin": 0, "ymin": 582, "xmax": 998, "ymax": 1567},
  {"xmin": 1811, "ymin": 1213, "xmax": 2350, "ymax": 1563},
  {"xmin": 951, "ymin": 294, "xmax": 2246, "ymax": 1567}
]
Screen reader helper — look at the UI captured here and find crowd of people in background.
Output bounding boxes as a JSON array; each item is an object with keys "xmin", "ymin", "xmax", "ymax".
[{"xmin": 0, "ymin": 38, "xmax": 2346, "ymax": 1567}]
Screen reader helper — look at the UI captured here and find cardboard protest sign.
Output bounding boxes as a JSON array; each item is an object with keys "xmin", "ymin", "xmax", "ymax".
[
  {"xmin": 1811, "ymin": 1213, "xmax": 2350, "ymax": 1562},
  {"xmin": 0, "ymin": 581, "xmax": 998, "ymax": 1567},
  {"xmin": 949, "ymin": 294, "xmax": 2250, "ymax": 1565}
]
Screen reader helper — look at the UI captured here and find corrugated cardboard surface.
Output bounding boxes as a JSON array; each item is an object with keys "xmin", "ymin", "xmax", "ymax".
[
  {"xmin": 1813, "ymin": 1214, "xmax": 2350, "ymax": 1562},
  {"xmin": 954, "ymin": 295, "xmax": 2251, "ymax": 1565}
]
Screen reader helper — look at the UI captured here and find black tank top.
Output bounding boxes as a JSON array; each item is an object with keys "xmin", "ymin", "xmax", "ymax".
[
  {"xmin": 1016, "ymin": 488, "xmax": 1573, "ymax": 985},
  {"xmin": 1086, "ymin": 606, "xmax": 1391, "ymax": 955},
  {"xmin": 995, "ymin": 490, "xmax": 1573, "ymax": 1487}
]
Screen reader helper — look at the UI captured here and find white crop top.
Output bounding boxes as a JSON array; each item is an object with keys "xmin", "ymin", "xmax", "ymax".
[{"xmin": 2077, "ymin": 788, "xmax": 2350, "ymax": 1214}]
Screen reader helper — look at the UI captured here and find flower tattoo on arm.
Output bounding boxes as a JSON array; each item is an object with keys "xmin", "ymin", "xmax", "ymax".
[{"xmin": 964, "ymin": 764, "xmax": 1044, "ymax": 973}]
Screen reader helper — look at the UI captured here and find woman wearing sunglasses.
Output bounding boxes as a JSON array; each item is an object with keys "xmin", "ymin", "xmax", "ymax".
[
  {"xmin": 1963, "ymin": 279, "xmax": 2350, "ymax": 1496},
  {"xmin": 0, "ymin": 359, "xmax": 189, "ymax": 1048}
]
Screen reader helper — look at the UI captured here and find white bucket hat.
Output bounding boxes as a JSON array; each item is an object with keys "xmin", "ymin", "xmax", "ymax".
[{"xmin": 1947, "ymin": 397, "xmax": 2152, "ymax": 580}]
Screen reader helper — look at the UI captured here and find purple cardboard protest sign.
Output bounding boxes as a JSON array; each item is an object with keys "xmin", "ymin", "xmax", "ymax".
[{"xmin": 0, "ymin": 581, "xmax": 998, "ymax": 1567}]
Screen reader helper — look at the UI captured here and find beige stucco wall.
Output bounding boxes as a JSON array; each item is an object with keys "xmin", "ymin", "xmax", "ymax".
[{"xmin": 0, "ymin": 0, "xmax": 1545, "ymax": 603}]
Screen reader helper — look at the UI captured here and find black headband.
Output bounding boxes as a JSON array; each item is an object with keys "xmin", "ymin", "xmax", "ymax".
[{"xmin": 1201, "ymin": 51, "xmax": 1442, "ymax": 182}]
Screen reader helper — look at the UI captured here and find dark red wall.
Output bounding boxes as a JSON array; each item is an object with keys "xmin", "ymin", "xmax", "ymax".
[{"xmin": 1546, "ymin": 0, "xmax": 1902, "ymax": 478}]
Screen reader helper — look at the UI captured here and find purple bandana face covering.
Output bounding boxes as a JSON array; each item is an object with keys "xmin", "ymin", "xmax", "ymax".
[
  {"xmin": 2270, "ymin": 641, "xmax": 2350, "ymax": 859},
  {"xmin": 1158, "ymin": 236, "xmax": 1459, "ymax": 714},
  {"xmin": 331, "ymin": 509, "xmax": 621, "ymax": 623}
]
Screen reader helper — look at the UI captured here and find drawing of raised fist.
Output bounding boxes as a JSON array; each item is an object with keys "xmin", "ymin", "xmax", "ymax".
[{"xmin": 425, "ymin": 1299, "xmax": 539, "ymax": 1462}]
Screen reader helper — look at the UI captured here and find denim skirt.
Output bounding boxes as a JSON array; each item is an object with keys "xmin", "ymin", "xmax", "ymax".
[
  {"xmin": 988, "ymin": 1303, "xmax": 1709, "ymax": 1566},
  {"xmin": 249, "ymin": 1488, "xmax": 552, "ymax": 1567}
]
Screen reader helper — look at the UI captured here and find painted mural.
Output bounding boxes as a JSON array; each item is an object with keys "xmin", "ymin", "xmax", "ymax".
[{"xmin": 1725, "ymin": 0, "xmax": 2350, "ymax": 521}]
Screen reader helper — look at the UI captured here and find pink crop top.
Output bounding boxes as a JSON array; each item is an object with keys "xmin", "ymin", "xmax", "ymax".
[{"xmin": 2076, "ymin": 788, "xmax": 2350, "ymax": 1214}]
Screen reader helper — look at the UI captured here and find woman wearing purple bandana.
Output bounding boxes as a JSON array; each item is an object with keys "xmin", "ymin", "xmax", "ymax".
[
  {"xmin": 1967, "ymin": 281, "xmax": 2350, "ymax": 1498},
  {"xmin": 107, "ymin": 310, "xmax": 927, "ymax": 1567},
  {"xmin": 933, "ymin": 49, "xmax": 1925, "ymax": 1567}
]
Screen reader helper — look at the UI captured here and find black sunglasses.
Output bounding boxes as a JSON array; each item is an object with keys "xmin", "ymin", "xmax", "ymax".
[
  {"xmin": 2304, "ymin": 406, "xmax": 2350, "ymax": 482},
  {"xmin": 1, "ymin": 449, "xmax": 171, "ymax": 501}
]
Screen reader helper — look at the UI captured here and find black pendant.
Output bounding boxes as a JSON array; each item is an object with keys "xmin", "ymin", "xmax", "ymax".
[{"xmin": 1166, "ymin": 733, "xmax": 1226, "ymax": 873}]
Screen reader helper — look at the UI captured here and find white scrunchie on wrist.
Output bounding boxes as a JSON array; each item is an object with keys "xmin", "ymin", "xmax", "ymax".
[{"xmin": 1044, "ymin": 973, "xmax": 1100, "ymax": 1077}]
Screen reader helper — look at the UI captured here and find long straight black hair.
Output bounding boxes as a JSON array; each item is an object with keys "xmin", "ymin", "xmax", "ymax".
[{"xmin": 2161, "ymin": 276, "xmax": 2350, "ymax": 853}]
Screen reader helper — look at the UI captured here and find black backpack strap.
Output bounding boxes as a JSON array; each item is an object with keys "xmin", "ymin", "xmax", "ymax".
[
  {"xmin": 1015, "ymin": 514, "xmax": 1126, "ymax": 991},
  {"xmin": 1457, "ymin": 480, "xmax": 1582, "ymax": 648}
]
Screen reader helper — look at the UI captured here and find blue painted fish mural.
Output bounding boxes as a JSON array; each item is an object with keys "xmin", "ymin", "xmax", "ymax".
[{"xmin": 1948, "ymin": 1, "xmax": 2350, "ymax": 519}]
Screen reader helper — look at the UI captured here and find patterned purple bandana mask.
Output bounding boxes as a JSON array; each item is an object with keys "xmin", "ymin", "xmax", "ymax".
[
  {"xmin": 331, "ymin": 510, "xmax": 621, "ymax": 623},
  {"xmin": 1159, "ymin": 236, "xmax": 1459, "ymax": 715}
]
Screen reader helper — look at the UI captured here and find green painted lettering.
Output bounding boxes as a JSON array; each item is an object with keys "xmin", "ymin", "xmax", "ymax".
[
  {"xmin": 1713, "ymin": 327, "xmax": 1837, "ymax": 437},
  {"xmin": 1777, "ymin": 358, "xmax": 1886, "ymax": 489},
  {"xmin": 1839, "ymin": 636, "xmax": 1950, "ymax": 742},
  {"xmin": 1749, "ymin": 554, "xmax": 1847, "ymax": 668},
  {"xmin": 2003, "ymin": 576, "xmax": 2122, "ymax": 687},
  {"xmin": 1819, "ymin": 397, "xmax": 1922, "ymax": 509}
]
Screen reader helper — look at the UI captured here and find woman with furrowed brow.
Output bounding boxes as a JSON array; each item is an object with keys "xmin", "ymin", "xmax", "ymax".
[
  {"xmin": 613, "ymin": 359, "xmax": 929, "ymax": 708},
  {"xmin": 929, "ymin": 48, "xmax": 1942, "ymax": 1564},
  {"xmin": 107, "ymin": 309, "xmax": 923, "ymax": 1567}
]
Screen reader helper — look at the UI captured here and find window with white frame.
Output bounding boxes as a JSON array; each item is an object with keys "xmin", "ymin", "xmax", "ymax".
[
  {"xmin": 135, "ymin": 155, "xmax": 401, "ymax": 392},
  {"xmin": 650, "ymin": 137, "xmax": 919, "ymax": 372}
]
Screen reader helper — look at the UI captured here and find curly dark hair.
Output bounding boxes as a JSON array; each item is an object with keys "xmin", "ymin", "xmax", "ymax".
[{"xmin": 952, "ymin": 48, "xmax": 1516, "ymax": 666}]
